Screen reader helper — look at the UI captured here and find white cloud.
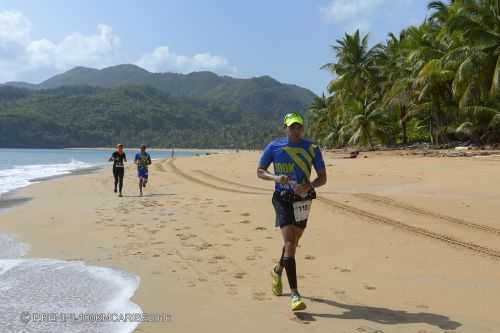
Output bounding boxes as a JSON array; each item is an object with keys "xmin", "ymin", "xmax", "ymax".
[
  {"xmin": 136, "ymin": 46, "xmax": 237, "ymax": 75},
  {"xmin": 320, "ymin": 0, "xmax": 415, "ymax": 32},
  {"xmin": 0, "ymin": 11, "xmax": 121, "ymax": 82},
  {"xmin": 27, "ymin": 24, "xmax": 120, "ymax": 70},
  {"xmin": 0, "ymin": 11, "xmax": 31, "ymax": 45},
  {"xmin": 0, "ymin": 10, "xmax": 236, "ymax": 83},
  {"xmin": 321, "ymin": 0, "xmax": 383, "ymax": 24}
]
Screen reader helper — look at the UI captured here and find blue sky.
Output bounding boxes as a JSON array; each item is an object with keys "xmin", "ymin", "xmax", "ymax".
[{"xmin": 0, "ymin": 0, "xmax": 428, "ymax": 94}]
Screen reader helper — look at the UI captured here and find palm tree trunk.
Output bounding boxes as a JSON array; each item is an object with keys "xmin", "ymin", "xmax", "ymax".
[
  {"xmin": 365, "ymin": 125, "xmax": 373, "ymax": 149},
  {"xmin": 401, "ymin": 106, "xmax": 408, "ymax": 145},
  {"xmin": 431, "ymin": 96, "xmax": 440, "ymax": 146}
]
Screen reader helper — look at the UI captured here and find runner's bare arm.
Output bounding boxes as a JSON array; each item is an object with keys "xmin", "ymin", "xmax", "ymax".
[
  {"xmin": 257, "ymin": 167, "xmax": 289, "ymax": 184},
  {"xmin": 311, "ymin": 168, "xmax": 327, "ymax": 188},
  {"xmin": 295, "ymin": 168, "xmax": 327, "ymax": 194}
]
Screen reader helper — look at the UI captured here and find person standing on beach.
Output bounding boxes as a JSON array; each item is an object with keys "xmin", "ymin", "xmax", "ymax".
[
  {"xmin": 257, "ymin": 112, "xmax": 327, "ymax": 311},
  {"xmin": 108, "ymin": 144, "xmax": 127, "ymax": 197},
  {"xmin": 134, "ymin": 144, "xmax": 152, "ymax": 196}
]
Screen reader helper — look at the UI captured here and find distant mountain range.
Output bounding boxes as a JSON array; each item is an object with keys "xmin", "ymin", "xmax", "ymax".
[{"xmin": 0, "ymin": 65, "xmax": 316, "ymax": 148}]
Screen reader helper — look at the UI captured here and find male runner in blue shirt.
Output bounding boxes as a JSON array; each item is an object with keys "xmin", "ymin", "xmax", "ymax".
[
  {"xmin": 135, "ymin": 145, "xmax": 152, "ymax": 196},
  {"xmin": 257, "ymin": 112, "xmax": 327, "ymax": 311}
]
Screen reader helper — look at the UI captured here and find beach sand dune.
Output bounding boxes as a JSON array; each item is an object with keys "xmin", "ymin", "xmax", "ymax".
[{"xmin": 1, "ymin": 151, "xmax": 500, "ymax": 332}]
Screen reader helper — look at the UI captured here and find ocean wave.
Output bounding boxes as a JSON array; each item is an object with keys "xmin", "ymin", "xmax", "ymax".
[
  {"xmin": 0, "ymin": 235, "xmax": 141, "ymax": 333},
  {"xmin": 0, "ymin": 159, "xmax": 98, "ymax": 195}
]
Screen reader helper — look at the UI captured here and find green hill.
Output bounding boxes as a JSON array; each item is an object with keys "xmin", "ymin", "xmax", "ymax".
[
  {"xmin": 0, "ymin": 82, "xmax": 313, "ymax": 148},
  {"xmin": 0, "ymin": 65, "xmax": 316, "ymax": 148}
]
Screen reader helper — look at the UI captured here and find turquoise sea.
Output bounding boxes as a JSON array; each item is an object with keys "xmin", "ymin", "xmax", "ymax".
[{"xmin": 0, "ymin": 148, "xmax": 197, "ymax": 195}]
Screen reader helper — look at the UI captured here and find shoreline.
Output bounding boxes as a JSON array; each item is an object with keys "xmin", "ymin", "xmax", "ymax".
[{"xmin": 0, "ymin": 164, "xmax": 104, "ymax": 208}]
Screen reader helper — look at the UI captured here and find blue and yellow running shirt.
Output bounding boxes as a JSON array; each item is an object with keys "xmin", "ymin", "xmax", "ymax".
[
  {"xmin": 135, "ymin": 152, "xmax": 151, "ymax": 170},
  {"xmin": 259, "ymin": 137, "xmax": 326, "ymax": 192}
]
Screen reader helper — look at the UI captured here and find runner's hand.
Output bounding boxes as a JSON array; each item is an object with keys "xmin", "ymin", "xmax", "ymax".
[
  {"xmin": 294, "ymin": 183, "xmax": 312, "ymax": 196},
  {"xmin": 276, "ymin": 175, "xmax": 289, "ymax": 184}
]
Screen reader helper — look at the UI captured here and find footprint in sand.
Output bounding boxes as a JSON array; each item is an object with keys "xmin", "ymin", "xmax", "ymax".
[
  {"xmin": 233, "ymin": 272, "xmax": 246, "ymax": 279},
  {"xmin": 240, "ymin": 213, "xmax": 250, "ymax": 217},
  {"xmin": 246, "ymin": 255, "xmax": 256, "ymax": 261},
  {"xmin": 213, "ymin": 255, "xmax": 226, "ymax": 260},
  {"xmin": 224, "ymin": 281, "xmax": 236, "ymax": 288},
  {"xmin": 356, "ymin": 326, "xmax": 384, "ymax": 333},
  {"xmin": 240, "ymin": 220, "xmax": 251, "ymax": 224},
  {"xmin": 255, "ymin": 227, "xmax": 267, "ymax": 231},
  {"xmin": 223, "ymin": 210, "xmax": 231, "ymax": 213},
  {"xmin": 226, "ymin": 289, "xmax": 238, "ymax": 296},
  {"xmin": 331, "ymin": 288, "xmax": 346, "ymax": 295},
  {"xmin": 252, "ymin": 292, "xmax": 271, "ymax": 301},
  {"xmin": 195, "ymin": 243, "xmax": 212, "ymax": 251},
  {"xmin": 304, "ymin": 255, "xmax": 315, "ymax": 260},
  {"xmin": 215, "ymin": 267, "xmax": 227, "ymax": 274},
  {"xmin": 176, "ymin": 233, "xmax": 196, "ymax": 241},
  {"xmin": 217, "ymin": 204, "xmax": 227, "ymax": 208},
  {"xmin": 254, "ymin": 246, "xmax": 264, "ymax": 252},
  {"xmin": 334, "ymin": 266, "xmax": 351, "ymax": 273},
  {"xmin": 364, "ymin": 285, "xmax": 376, "ymax": 291}
]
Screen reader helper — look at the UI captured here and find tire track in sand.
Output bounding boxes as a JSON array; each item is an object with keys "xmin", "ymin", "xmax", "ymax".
[
  {"xmin": 166, "ymin": 160, "xmax": 266, "ymax": 195},
  {"xmin": 317, "ymin": 196, "xmax": 500, "ymax": 259},
  {"xmin": 354, "ymin": 193, "xmax": 500, "ymax": 236},
  {"xmin": 173, "ymin": 163, "xmax": 500, "ymax": 259}
]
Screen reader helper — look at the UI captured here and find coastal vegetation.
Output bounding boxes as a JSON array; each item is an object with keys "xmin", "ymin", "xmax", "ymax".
[{"xmin": 309, "ymin": 0, "xmax": 500, "ymax": 148}]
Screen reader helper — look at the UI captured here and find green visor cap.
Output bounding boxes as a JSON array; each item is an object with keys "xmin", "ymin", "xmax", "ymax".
[{"xmin": 283, "ymin": 112, "xmax": 304, "ymax": 127}]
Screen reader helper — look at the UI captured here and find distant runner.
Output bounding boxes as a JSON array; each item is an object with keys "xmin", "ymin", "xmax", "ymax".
[
  {"xmin": 257, "ymin": 112, "xmax": 327, "ymax": 311},
  {"xmin": 135, "ymin": 145, "xmax": 152, "ymax": 196},
  {"xmin": 108, "ymin": 144, "xmax": 127, "ymax": 197}
]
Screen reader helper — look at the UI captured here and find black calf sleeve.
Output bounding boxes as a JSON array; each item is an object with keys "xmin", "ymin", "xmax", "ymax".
[
  {"xmin": 282, "ymin": 256, "xmax": 297, "ymax": 290},
  {"xmin": 279, "ymin": 246, "xmax": 285, "ymax": 266}
]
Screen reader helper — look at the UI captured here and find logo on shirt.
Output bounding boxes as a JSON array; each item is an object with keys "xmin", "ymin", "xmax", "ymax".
[{"xmin": 275, "ymin": 163, "xmax": 295, "ymax": 174}]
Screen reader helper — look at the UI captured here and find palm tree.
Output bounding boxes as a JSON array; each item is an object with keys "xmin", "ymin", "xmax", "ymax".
[
  {"xmin": 414, "ymin": 59, "xmax": 455, "ymax": 144},
  {"xmin": 322, "ymin": 30, "xmax": 382, "ymax": 97},
  {"xmin": 341, "ymin": 97, "xmax": 386, "ymax": 148},
  {"xmin": 310, "ymin": 0, "xmax": 500, "ymax": 147},
  {"xmin": 379, "ymin": 31, "xmax": 416, "ymax": 144}
]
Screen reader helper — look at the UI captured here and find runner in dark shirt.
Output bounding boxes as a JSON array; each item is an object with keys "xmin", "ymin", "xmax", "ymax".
[{"xmin": 109, "ymin": 144, "xmax": 127, "ymax": 197}]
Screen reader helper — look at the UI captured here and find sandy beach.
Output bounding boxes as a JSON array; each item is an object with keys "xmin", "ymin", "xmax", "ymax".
[{"xmin": 1, "ymin": 151, "xmax": 500, "ymax": 333}]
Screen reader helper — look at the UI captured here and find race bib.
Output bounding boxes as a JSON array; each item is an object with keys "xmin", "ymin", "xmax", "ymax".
[{"xmin": 293, "ymin": 200, "xmax": 312, "ymax": 223}]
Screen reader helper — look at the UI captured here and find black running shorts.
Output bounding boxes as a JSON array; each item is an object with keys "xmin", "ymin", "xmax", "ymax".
[{"xmin": 272, "ymin": 191, "xmax": 307, "ymax": 229}]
